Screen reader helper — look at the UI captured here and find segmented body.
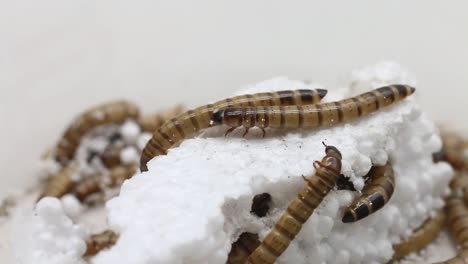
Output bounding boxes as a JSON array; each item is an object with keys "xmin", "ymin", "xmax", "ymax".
[
  {"xmin": 140, "ymin": 89, "xmax": 327, "ymax": 171},
  {"xmin": 227, "ymin": 233, "xmax": 261, "ymax": 264},
  {"xmin": 84, "ymin": 230, "xmax": 119, "ymax": 257},
  {"xmin": 245, "ymin": 145, "xmax": 342, "ymax": 264},
  {"xmin": 440, "ymin": 132, "xmax": 468, "ymax": 170},
  {"xmin": 211, "ymin": 85, "xmax": 415, "ymax": 132},
  {"xmin": 39, "ymin": 163, "xmax": 76, "ymax": 199},
  {"xmin": 139, "ymin": 104, "xmax": 186, "ymax": 132},
  {"xmin": 450, "ymin": 174, "xmax": 468, "ymax": 206},
  {"xmin": 55, "ymin": 100, "xmax": 140, "ymax": 165},
  {"xmin": 72, "ymin": 165, "xmax": 137, "ymax": 201},
  {"xmin": 390, "ymin": 209, "xmax": 446, "ymax": 262},
  {"xmin": 342, "ymin": 164, "xmax": 395, "ymax": 223}
]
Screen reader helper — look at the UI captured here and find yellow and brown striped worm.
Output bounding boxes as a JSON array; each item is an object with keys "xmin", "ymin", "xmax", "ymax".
[
  {"xmin": 342, "ymin": 164, "xmax": 395, "ymax": 223},
  {"xmin": 140, "ymin": 89, "xmax": 328, "ymax": 171},
  {"xmin": 390, "ymin": 208, "xmax": 446, "ymax": 263},
  {"xmin": 211, "ymin": 85, "xmax": 415, "ymax": 136},
  {"xmin": 84, "ymin": 230, "xmax": 119, "ymax": 257},
  {"xmin": 38, "ymin": 163, "xmax": 76, "ymax": 200},
  {"xmin": 72, "ymin": 165, "xmax": 137, "ymax": 202},
  {"xmin": 245, "ymin": 144, "xmax": 342, "ymax": 264},
  {"xmin": 55, "ymin": 100, "xmax": 140, "ymax": 165},
  {"xmin": 227, "ymin": 232, "xmax": 261, "ymax": 264},
  {"xmin": 138, "ymin": 104, "xmax": 186, "ymax": 132}
]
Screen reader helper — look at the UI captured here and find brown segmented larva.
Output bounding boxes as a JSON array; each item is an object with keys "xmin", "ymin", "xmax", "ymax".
[
  {"xmin": 245, "ymin": 144, "xmax": 342, "ymax": 264},
  {"xmin": 211, "ymin": 85, "xmax": 415, "ymax": 135},
  {"xmin": 227, "ymin": 232, "xmax": 261, "ymax": 264},
  {"xmin": 439, "ymin": 131, "xmax": 468, "ymax": 170},
  {"xmin": 390, "ymin": 209, "xmax": 446, "ymax": 262},
  {"xmin": 84, "ymin": 230, "xmax": 119, "ymax": 257},
  {"xmin": 55, "ymin": 100, "xmax": 140, "ymax": 165},
  {"xmin": 140, "ymin": 89, "xmax": 328, "ymax": 171},
  {"xmin": 138, "ymin": 104, "xmax": 186, "ymax": 132},
  {"xmin": 38, "ymin": 163, "xmax": 76, "ymax": 200},
  {"xmin": 72, "ymin": 165, "xmax": 137, "ymax": 202},
  {"xmin": 342, "ymin": 164, "xmax": 395, "ymax": 223},
  {"xmin": 450, "ymin": 173, "xmax": 468, "ymax": 207}
]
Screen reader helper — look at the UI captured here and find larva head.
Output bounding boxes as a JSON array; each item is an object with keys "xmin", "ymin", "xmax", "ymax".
[
  {"xmin": 321, "ymin": 145, "xmax": 342, "ymax": 174},
  {"xmin": 211, "ymin": 110, "xmax": 225, "ymax": 126}
]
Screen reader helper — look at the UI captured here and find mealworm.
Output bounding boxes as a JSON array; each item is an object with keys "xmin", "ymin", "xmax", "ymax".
[
  {"xmin": 440, "ymin": 132, "xmax": 468, "ymax": 170},
  {"xmin": 72, "ymin": 165, "xmax": 137, "ymax": 202},
  {"xmin": 140, "ymin": 89, "xmax": 328, "ymax": 171},
  {"xmin": 227, "ymin": 232, "xmax": 261, "ymax": 264},
  {"xmin": 245, "ymin": 144, "xmax": 342, "ymax": 264},
  {"xmin": 138, "ymin": 104, "xmax": 186, "ymax": 132},
  {"xmin": 84, "ymin": 230, "xmax": 119, "ymax": 257},
  {"xmin": 55, "ymin": 100, "xmax": 140, "ymax": 165},
  {"xmin": 390, "ymin": 208, "xmax": 446, "ymax": 262},
  {"xmin": 211, "ymin": 85, "xmax": 415, "ymax": 136},
  {"xmin": 450, "ymin": 173, "xmax": 468, "ymax": 207},
  {"xmin": 342, "ymin": 164, "xmax": 395, "ymax": 223},
  {"xmin": 38, "ymin": 163, "xmax": 76, "ymax": 200}
]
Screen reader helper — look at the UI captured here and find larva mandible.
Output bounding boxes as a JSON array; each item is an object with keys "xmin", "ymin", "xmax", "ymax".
[
  {"xmin": 245, "ymin": 144, "xmax": 342, "ymax": 264},
  {"xmin": 342, "ymin": 164, "xmax": 395, "ymax": 223},
  {"xmin": 140, "ymin": 89, "xmax": 328, "ymax": 171},
  {"xmin": 227, "ymin": 232, "xmax": 261, "ymax": 264},
  {"xmin": 55, "ymin": 100, "xmax": 140, "ymax": 165},
  {"xmin": 72, "ymin": 165, "xmax": 137, "ymax": 202},
  {"xmin": 390, "ymin": 208, "xmax": 446, "ymax": 263},
  {"xmin": 39, "ymin": 163, "xmax": 76, "ymax": 200},
  {"xmin": 211, "ymin": 85, "xmax": 415, "ymax": 136},
  {"xmin": 84, "ymin": 230, "xmax": 119, "ymax": 257}
]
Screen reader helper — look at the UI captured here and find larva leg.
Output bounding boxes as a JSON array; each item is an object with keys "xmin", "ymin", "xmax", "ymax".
[
  {"xmin": 84, "ymin": 230, "xmax": 119, "ymax": 257},
  {"xmin": 389, "ymin": 209, "xmax": 446, "ymax": 263},
  {"xmin": 342, "ymin": 164, "xmax": 395, "ymax": 223},
  {"xmin": 225, "ymin": 127, "xmax": 238, "ymax": 137},
  {"xmin": 141, "ymin": 89, "xmax": 327, "ymax": 171},
  {"xmin": 245, "ymin": 145, "xmax": 342, "ymax": 264},
  {"xmin": 211, "ymin": 84, "xmax": 416, "ymax": 132},
  {"xmin": 55, "ymin": 101, "xmax": 140, "ymax": 165}
]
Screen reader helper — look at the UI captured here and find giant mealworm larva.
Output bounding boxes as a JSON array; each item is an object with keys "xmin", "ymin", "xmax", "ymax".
[
  {"xmin": 72, "ymin": 165, "xmax": 137, "ymax": 202},
  {"xmin": 342, "ymin": 163, "xmax": 395, "ymax": 223},
  {"xmin": 38, "ymin": 163, "xmax": 76, "ymax": 199},
  {"xmin": 390, "ymin": 208, "xmax": 446, "ymax": 262},
  {"xmin": 140, "ymin": 89, "xmax": 328, "ymax": 171},
  {"xmin": 55, "ymin": 100, "xmax": 140, "ymax": 165},
  {"xmin": 84, "ymin": 230, "xmax": 119, "ymax": 257},
  {"xmin": 245, "ymin": 144, "xmax": 342, "ymax": 264},
  {"xmin": 439, "ymin": 132, "xmax": 468, "ymax": 171},
  {"xmin": 211, "ymin": 85, "xmax": 415, "ymax": 136}
]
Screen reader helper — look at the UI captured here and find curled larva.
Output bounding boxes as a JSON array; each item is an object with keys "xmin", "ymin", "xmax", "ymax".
[
  {"xmin": 55, "ymin": 100, "xmax": 140, "ymax": 165},
  {"xmin": 245, "ymin": 144, "xmax": 342, "ymax": 264},
  {"xmin": 342, "ymin": 163, "xmax": 395, "ymax": 223},
  {"xmin": 140, "ymin": 89, "xmax": 327, "ymax": 171}
]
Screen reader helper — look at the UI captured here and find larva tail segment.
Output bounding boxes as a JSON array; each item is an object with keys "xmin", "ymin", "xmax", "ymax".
[
  {"xmin": 245, "ymin": 145, "xmax": 342, "ymax": 264},
  {"xmin": 390, "ymin": 209, "xmax": 446, "ymax": 262},
  {"xmin": 140, "ymin": 89, "xmax": 327, "ymax": 171},
  {"xmin": 38, "ymin": 163, "xmax": 76, "ymax": 200},
  {"xmin": 342, "ymin": 164, "xmax": 395, "ymax": 223},
  {"xmin": 55, "ymin": 100, "xmax": 140, "ymax": 165},
  {"xmin": 213, "ymin": 84, "xmax": 415, "ymax": 132},
  {"xmin": 84, "ymin": 230, "xmax": 119, "ymax": 257}
]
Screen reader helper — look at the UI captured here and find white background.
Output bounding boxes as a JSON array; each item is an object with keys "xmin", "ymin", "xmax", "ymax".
[{"xmin": 0, "ymin": 0, "xmax": 467, "ymax": 194}]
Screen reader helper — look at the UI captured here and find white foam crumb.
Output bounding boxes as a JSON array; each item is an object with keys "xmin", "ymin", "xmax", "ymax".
[
  {"xmin": 91, "ymin": 62, "xmax": 452, "ymax": 263},
  {"xmin": 12, "ymin": 198, "xmax": 87, "ymax": 264},
  {"xmin": 60, "ymin": 194, "xmax": 84, "ymax": 219},
  {"xmin": 136, "ymin": 132, "xmax": 152, "ymax": 151},
  {"xmin": 120, "ymin": 120, "xmax": 141, "ymax": 145},
  {"xmin": 120, "ymin": 147, "xmax": 139, "ymax": 165}
]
